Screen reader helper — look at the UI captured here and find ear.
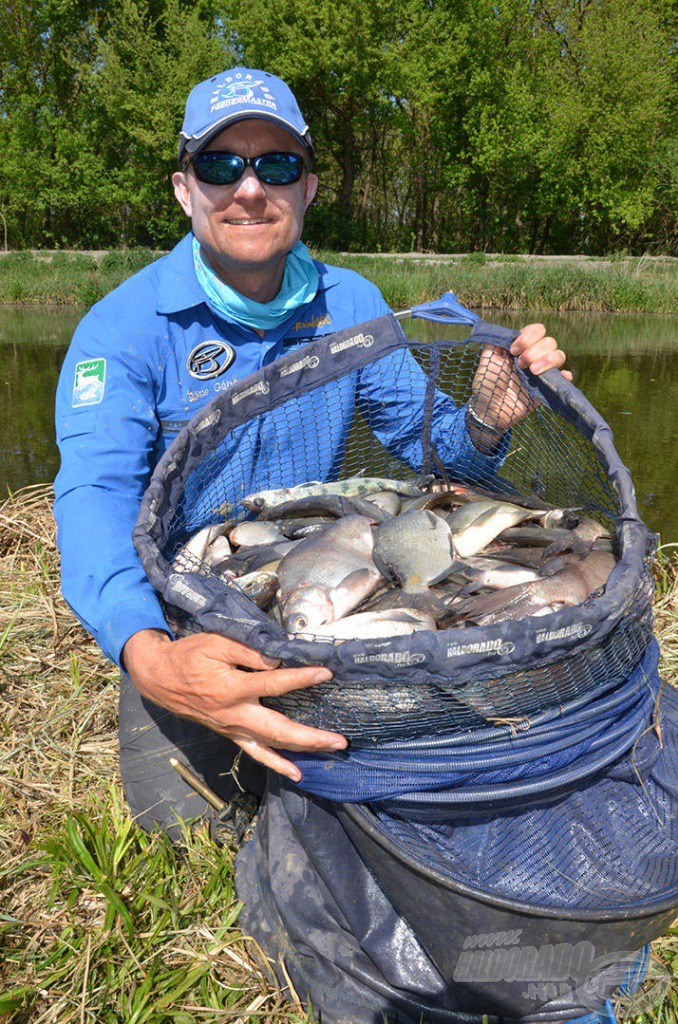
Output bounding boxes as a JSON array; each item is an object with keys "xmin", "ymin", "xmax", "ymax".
[
  {"xmin": 304, "ymin": 172, "xmax": 319, "ymax": 210},
  {"xmin": 172, "ymin": 170, "xmax": 193, "ymax": 217}
]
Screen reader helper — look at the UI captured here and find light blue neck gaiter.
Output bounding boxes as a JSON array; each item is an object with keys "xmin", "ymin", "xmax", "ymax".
[{"xmin": 192, "ymin": 236, "xmax": 319, "ymax": 331}]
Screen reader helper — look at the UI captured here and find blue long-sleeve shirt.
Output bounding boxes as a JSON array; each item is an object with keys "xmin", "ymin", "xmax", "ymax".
[{"xmin": 54, "ymin": 233, "xmax": 501, "ymax": 667}]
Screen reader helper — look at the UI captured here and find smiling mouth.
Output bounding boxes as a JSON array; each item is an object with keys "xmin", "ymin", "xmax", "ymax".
[{"xmin": 225, "ymin": 219, "xmax": 272, "ymax": 226}]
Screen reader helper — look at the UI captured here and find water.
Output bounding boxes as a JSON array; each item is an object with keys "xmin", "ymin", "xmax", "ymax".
[{"xmin": 1, "ymin": 306, "xmax": 676, "ymax": 542}]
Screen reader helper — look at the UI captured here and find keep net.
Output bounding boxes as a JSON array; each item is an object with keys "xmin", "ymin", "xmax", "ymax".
[{"xmin": 134, "ymin": 297, "xmax": 655, "ymax": 746}]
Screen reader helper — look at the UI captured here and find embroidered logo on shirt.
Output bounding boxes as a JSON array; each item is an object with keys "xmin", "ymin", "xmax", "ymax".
[
  {"xmin": 291, "ymin": 313, "xmax": 331, "ymax": 332},
  {"xmin": 72, "ymin": 358, "xmax": 106, "ymax": 407},
  {"xmin": 187, "ymin": 340, "xmax": 235, "ymax": 380}
]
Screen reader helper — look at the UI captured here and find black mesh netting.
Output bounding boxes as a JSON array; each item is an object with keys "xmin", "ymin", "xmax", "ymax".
[{"xmin": 134, "ymin": 308, "xmax": 655, "ymax": 744}]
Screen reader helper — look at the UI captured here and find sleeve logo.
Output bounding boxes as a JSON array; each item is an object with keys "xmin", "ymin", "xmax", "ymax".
[{"xmin": 73, "ymin": 358, "xmax": 106, "ymax": 407}]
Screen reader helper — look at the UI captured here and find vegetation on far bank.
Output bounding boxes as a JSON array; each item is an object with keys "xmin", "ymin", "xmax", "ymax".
[
  {"xmin": 1, "ymin": 0, "xmax": 676, "ymax": 256},
  {"xmin": 0, "ymin": 249, "xmax": 677, "ymax": 314},
  {"xmin": 0, "ymin": 485, "xmax": 677, "ymax": 1021}
]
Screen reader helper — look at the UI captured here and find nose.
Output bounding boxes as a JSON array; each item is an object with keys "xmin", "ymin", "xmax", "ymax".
[{"xmin": 232, "ymin": 167, "xmax": 267, "ymax": 200}]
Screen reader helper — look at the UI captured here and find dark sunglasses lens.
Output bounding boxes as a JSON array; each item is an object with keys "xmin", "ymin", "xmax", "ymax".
[
  {"xmin": 192, "ymin": 153, "xmax": 244, "ymax": 185},
  {"xmin": 255, "ymin": 153, "xmax": 304, "ymax": 185}
]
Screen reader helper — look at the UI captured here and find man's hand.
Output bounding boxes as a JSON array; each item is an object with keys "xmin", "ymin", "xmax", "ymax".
[
  {"xmin": 468, "ymin": 323, "xmax": 572, "ymax": 445},
  {"xmin": 122, "ymin": 629, "xmax": 347, "ymax": 782}
]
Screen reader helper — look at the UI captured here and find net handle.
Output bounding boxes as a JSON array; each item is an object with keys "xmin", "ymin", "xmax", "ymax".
[{"xmin": 395, "ymin": 291, "xmax": 479, "ymax": 325}]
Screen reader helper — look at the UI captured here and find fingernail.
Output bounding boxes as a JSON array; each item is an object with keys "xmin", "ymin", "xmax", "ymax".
[
  {"xmin": 262, "ymin": 655, "xmax": 279, "ymax": 668},
  {"xmin": 327, "ymin": 739, "xmax": 348, "ymax": 751},
  {"xmin": 310, "ymin": 668, "xmax": 332, "ymax": 683}
]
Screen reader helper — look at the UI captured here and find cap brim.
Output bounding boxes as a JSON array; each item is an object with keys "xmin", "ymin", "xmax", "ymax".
[{"xmin": 179, "ymin": 112, "xmax": 314, "ymax": 164}]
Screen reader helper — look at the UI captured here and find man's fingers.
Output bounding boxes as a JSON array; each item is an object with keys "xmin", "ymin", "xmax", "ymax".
[
  {"xmin": 231, "ymin": 734, "xmax": 305, "ymax": 782},
  {"xmin": 195, "ymin": 632, "xmax": 281, "ymax": 670},
  {"xmin": 513, "ymin": 336, "xmax": 560, "ymax": 371},
  {"xmin": 222, "ymin": 662, "xmax": 334, "ymax": 705},
  {"xmin": 510, "ymin": 323, "xmax": 546, "ymax": 351},
  {"xmin": 232, "ymin": 704, "xmax": 346, "ymax": 752}
]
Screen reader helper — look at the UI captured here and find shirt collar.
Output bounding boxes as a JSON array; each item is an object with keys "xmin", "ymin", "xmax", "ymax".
[{"xmin": 156, "ymin": 233, "xmax": 339, "ymax": 316}]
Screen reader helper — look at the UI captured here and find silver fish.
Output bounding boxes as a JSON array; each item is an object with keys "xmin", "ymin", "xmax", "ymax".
[
  {"xmin": 232, "ymin": 570, "xmax": 279, "ymax": 608},
  {"xmin": 446, "ymin": 500, "xmax": 539, "ymax": 558},
  {"xmin": 455, "ymin": 556, "xmax": 541, "ymax": 590},
  {"xmin": 452, "ymin": 550, "xmax": 616, "ymax": 626},
  {"xmin": 229, "ymin": 520, "xmax": 288, "ymax": 547},
  {"xmin": 364, "ymin": 490, "xmax": 403, "ymax": 516},
  {"xmin": 242, "ymin": 477, "xmax": 423, "ymax": 513},
  {"xmin": 373, "ymin": 509, "xmax": 456, "ymax": 589},
  {"xmin": 172, "ymin": 523, "xmax": 230, "ymax": 571},
  {"xmin": 215, "ymin": 539, "xmax": 300, "ymax": 576},
  {"xmin": 278, "ymin": 514, "xmax": 384, "ymax": 633},
  {"xmin": 298, "ymin": 608, "xmax": 436, "ymax": 641}
]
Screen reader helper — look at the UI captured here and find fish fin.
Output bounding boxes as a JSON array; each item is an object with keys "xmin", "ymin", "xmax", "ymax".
[
  {"xmin": 330, "ymin": 569, "xmax": 382, "ymax": 617},
  {"xmin": 453, "ymin": 582, "xmax": 533, "ymax": 624},
  {"xmin": 542, "ymin": 534, "xmax": 591, "ymax": 561}
]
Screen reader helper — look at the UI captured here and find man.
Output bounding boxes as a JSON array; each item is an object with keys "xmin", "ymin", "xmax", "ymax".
[{"xmin": 54, "ymin": 67, "xmax": 570, "ymax": 838}]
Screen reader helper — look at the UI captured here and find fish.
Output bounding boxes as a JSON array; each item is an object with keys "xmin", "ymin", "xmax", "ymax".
[
  {"xmin": 298, "ymin": 608, "xmax": 437, "ymax": 641},
  {"xmin": 229, "ymin": 520, "xmax": 288, "ymax": 547},
  {"xmin": 242, "ymin": 477, "xmax": 423, "ymax": 513},
  {"xmin": 364, "ymin": 490, "xmax": 403, "ymax": 516},
  {"xmin": 204, "ymin": 535, "xmax": 233, "ymax": 566},
  {"xmin": 453, "ymin": 556, "xmax": 541, "ymax": 590},
  {"xmin": 373, "ymin": 509, "xmax": 456, "ymax": 589},
  {"xmin": 280, "ymin": 517, "xmax": 334, "ymax": 539},
  {"xmin": 172, "ymin": 523, "xmax": 230, "ymax": 571},
  {"xmin": 277, "ymin": 514, "xmax": 384, "ymax": 633},
  {"xmin": 446, "ymin": 500, "xmax": 541, "ymax": 558},
  {"xmin": 214, "ymin": 539, "xmax": 300, "ymax": 577},
  {"xmin": 231, "ymin": 569, "xmax": 279, "ymax": 608},
  {"xmin": 450, "ymin": 550, "xmax": 616, "ymax": 626},
  {"xmin": 257, "ymin": 493, "xmax": 390, "ymax": 523},
  {"xmin": 542, "ymin": 515, "xmax": 613, "ymax": 560}
]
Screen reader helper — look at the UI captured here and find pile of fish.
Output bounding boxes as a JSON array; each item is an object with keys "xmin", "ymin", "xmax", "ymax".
[{"xmin": 171, "ymin": 476, "xmax": 616, "ymax": 642}]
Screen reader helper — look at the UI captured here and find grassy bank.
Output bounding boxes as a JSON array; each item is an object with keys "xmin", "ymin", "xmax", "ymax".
[
  {"xmin": 0, "ymin": 249, "xmax": 676, "ymax": 313},
  {"xmin": 1, "ymin": 485, "xmax": 677, "ymax": 1022}
]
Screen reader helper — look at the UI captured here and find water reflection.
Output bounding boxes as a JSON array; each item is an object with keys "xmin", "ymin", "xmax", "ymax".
[{"xmin": 0, "ymin": 307, "xmax": 676, "ymax": 543}]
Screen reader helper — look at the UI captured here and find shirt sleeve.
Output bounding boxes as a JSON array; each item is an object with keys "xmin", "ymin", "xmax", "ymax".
[{"xmin": 54, "ymin": 307, "xmax": 171, "ymax": 668}]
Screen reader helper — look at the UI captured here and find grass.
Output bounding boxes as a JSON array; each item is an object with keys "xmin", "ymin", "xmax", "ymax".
[
  {"xmin": 0, "ymin": 485, "xmax": 677, "ymax": 1022},
  {"xmin": 313, "ymin": 251, "xmax": 678, "ymax": 314},
  {"xmin": 0, "ymin": 249, "xmax": 676, "ymax": 313}
]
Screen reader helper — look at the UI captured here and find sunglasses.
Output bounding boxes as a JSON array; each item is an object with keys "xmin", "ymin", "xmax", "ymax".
[{"xmin": 187, "ymin": 151, "xmax": 308, "ymax": 187}]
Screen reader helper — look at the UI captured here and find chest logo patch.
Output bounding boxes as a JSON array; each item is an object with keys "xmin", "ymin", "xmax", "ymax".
[
  {"xmin": 73, "ymin": 358, "xmax": 106, "ymax": 407},
  {"xmin": 187, "ymin": 340, "xmax": 235, "ymax": 380}
]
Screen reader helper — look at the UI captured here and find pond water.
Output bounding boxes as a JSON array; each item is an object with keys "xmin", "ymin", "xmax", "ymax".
[{"xmin": 1, "ymin": 306, "xmax": 676, "ymax": 543}]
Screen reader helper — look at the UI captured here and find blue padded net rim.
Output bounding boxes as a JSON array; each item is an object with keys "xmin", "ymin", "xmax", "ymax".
[{"xmin": 289, "ymin": 642, "xmax": 661, "ymax": 810}]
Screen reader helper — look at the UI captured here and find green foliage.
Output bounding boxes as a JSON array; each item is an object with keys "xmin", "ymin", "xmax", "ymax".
[{"xmin": 0, "ymin": 0, "xmax": 675, "ymax": 254}]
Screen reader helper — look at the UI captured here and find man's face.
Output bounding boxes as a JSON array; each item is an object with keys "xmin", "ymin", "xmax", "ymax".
[{"xmin": 172, "ymin": 119, "xmax": 318, "ymax": 296}]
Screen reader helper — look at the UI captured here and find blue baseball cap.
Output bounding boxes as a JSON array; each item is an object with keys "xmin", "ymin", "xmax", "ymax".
[{"xmin": 179, "ymin": 67, "xmax": 314, "ymax": 165}]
